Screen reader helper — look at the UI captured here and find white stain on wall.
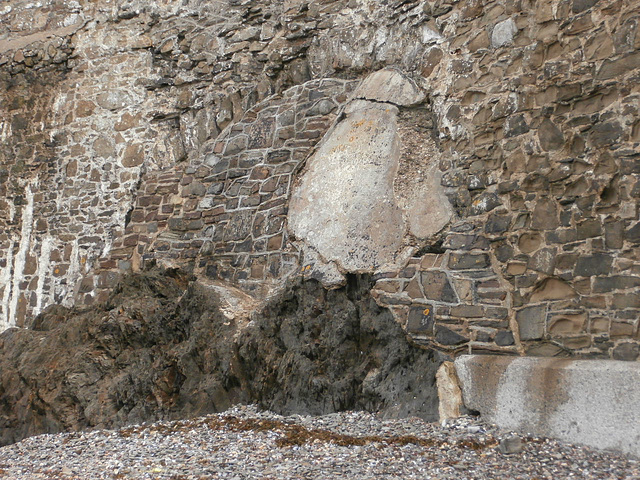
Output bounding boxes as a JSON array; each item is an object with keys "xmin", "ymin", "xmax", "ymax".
[
  {"xmin": 34, "ymin": 235, "xmax": 54, "ymax": 316},
  {"xmin": 0, "ymin": 241, "xmax": 15, "ymax": 331},
  {"xmin": 7, "ymin": 184, "xmax": 34, "ymax": 327}
]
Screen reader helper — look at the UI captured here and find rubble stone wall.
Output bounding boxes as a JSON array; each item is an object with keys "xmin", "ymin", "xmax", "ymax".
[{"xmin": 1, "ymin": 0, "xmax": 639, "ymax": 361}]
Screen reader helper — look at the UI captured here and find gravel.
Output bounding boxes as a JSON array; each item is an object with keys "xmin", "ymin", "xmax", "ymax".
[{"xmin": 0, "ymin": 405, "xmax": 638, "ymax": 479}]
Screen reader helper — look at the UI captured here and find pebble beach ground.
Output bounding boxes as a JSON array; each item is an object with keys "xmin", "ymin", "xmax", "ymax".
[{"xmin": 0, "ymin": 405, "xmax": 637, "ymax": 480}]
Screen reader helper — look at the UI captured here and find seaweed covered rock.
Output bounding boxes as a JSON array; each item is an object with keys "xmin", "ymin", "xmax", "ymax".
[{"xmin": 0, "ymin": 268, "xmax": 443, "ymax": 446}]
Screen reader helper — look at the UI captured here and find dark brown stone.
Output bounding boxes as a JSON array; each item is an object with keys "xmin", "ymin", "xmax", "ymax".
[
  {"xmin": 406, "ymin": 305, "xmax": 434, "ymax": 334},
  {"xmin": 485, "ymin": 214, "xmax": 511, "ymax": 234},
  {"xmin": 531, "ymin": 197, "xmax": 559, "ymax": 230},
  {"xmin": 449, "ymin": 305, "xmax": 484, "ymax": 318},
  {"xmin": 495, "ymin": 330, "xmax": 515, "ymax": 346},
  {"xmin": 421, "ymin": 46, "xmax": 443, "ymax": 78},
  {"xmin": 448, "ymin": 253, "xmax": 490, "ymax": 270},
  {"xmin": 612, "ymin": 342, "xmax": 640, "ymax": 361},
  {"xmin": 435, "ymin": 326, "xmax": 468, "ymax": 346},
  {"xmin": 625, "ymin": 222, "xmax": 640, "ymax": 244},
  {"xmin": 597, "ymin": 51, "xmax": 640, "ymax": 80},
  {"xmin": 505, "ymin": 114, "xmax": 529, "ymax": 137},
  {"xmin": 593, "ymin": 276, "xmax": 640, "ymax": 293},
  {"xmin": 574, "ymin": 254, "xmax": 613, "ymax": 277},
  {"xmin": 577, "ymin": 219, "xmax": 602, "ymax": 239},
  {"xmin": 538, "ymin": 118, "xmax": 564, "ymax": 151},
  {"xmin": 516, "ymin": 305, "xmax": 546, "ymax": 340},
  {"xmin": 572, "ymin": 0, "xmax": 598, "ymax": 12},
  {"xmin": 121, "ymin": 144, "xmax": 144, "ymax": 168},
  {"xmin": 590, "ymin": 122, "xmax": 623, "ymax": 147},
  {"xmin": 612, "ymin": 294, "xmax": 640, "ymax": 309}
]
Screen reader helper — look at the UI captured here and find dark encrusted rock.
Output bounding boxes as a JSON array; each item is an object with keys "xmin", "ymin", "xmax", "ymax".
[{"xmin": 0, "ymin": 269, "xmax": 443, "ymax": 446}]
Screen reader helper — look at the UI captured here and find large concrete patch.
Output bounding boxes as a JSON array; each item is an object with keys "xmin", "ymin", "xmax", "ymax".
[
  {"xmin": 289, "ymin": 102, "xmax": 406, "ymax": 273},
  {"xmin": 288, "ymin": 68, "xmax": 453, "ymax": 284},
  {"xmin": 455, "ymin": 355, "xmax": 640, "ymax": 457}
]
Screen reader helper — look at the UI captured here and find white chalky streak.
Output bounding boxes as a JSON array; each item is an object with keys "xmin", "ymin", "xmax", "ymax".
[
  {"xmin": 0, "ymin": 241, "xmax": 15, "ymax": 331},
  {"xmin": 34, "ymin": 235, "xmax": 54, "ymax": 317},
  {"xmin": 8, "ymin": 185, "xmax": 34, "ymax": 327},
  {"xmin": 63, "ymin": 240, "xmax": 80, "ymax": 307}
]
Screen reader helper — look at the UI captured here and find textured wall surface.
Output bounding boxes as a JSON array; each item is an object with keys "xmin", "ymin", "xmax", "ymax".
[{"xmin": 1, "ymin": 0, "xmax": 639, "ymax": 361}]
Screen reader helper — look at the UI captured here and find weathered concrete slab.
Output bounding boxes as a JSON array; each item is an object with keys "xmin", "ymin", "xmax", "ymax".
[
  {"xmin": 289, "ymin": 102, "xmax": 406, "ymax": 273},
  {"xmin": 454, "ymin": 355, "xmax": 640, "ymax": 457}
]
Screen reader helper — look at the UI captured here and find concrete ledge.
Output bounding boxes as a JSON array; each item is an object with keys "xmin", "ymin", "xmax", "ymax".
[{"xmin": 454, "ymin": 355, "xmax": 640, "ymax": 457}]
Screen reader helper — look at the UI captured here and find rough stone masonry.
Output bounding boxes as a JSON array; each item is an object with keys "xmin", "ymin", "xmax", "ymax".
[{"xmin": 1, "ymin": 0, "xmax": 640, "ymax": 363}]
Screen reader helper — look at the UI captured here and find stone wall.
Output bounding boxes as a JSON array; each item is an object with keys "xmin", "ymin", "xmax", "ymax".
[
  {"xmin": 372, "ymin": 0, "xmax": 640, "ymax": 361},
  {"xmin": 1, "ymin": 0, "xmax": 639, "ymax": 361}
]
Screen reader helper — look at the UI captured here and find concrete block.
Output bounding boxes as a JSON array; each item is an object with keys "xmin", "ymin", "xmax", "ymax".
[{"xmin": 454, "ymin": 355, "xmax": 640, "ymax": 457}]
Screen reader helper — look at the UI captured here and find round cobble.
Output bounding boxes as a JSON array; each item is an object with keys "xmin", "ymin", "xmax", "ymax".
[{"xmin": 0, "ymin": 405, "xmax": 638, "ymax": 480}]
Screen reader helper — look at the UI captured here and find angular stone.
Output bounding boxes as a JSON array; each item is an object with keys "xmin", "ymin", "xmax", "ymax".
[
  {"xmin": 224, "ymin": 211, "xmax": 252, "ymax": 241},
  {"xmin": 469, "ymin": 30, "xmax": 490, "ymax": 52},
  {"xmin": 625, "ymin": 222, "xmax": 640, "ymax": 243},
  {"xmin": 469, "ymin": 192, "xmax": 501, "ymax": 215},
  {"xmin": 182, "ymin": 181, "xmax": 206, "ymax": 197},
  {"xmin": 612, "ymin": 294, "xmax": 640, "ymax": 309},
  {"xmin": 421, "ymin": 46, "xmax": 444, "ymax": 77},
  {"xmin": 420, "ymin": 271, "xmax": 457, "ymax": 303},
  {"xmin": 247, "ymin": 117, "xmax": 275, "ymax": 149},
  {"xmin": 528, "ymin": 248, "xmax": 556, "ymax": 274},
  {"xmin": 435, "ymin": 326, "xmax": 468, "ymax": 346},
  {"xmin": 443, "ymin": 234, "xmax": 489, "ymax": 251},
  {"xmin": 574, "ymin": 254, "xmax": 613, "ymax": 277},
  {"xmin": 565, "ymin": 13, "xmax": 594, "ymax": 35},
  {"xmin": 355, "ymin": 68, "xmax": 425, "ymax": 106},
  {"xmin": 491, "ymin": 18, "xmax": 518, "ymax": 48},
  {"xmin": 605, "ymin": 220, "xmax": 624, "ymax": 249},
  {"xmin": 485, "ymin": 214, "xmax": 511, "ymax": 234},
  {"xmin": 531, "ymin": 197, "xmax": 559, "ymax": 230},
  {"xmin": 406, "ymin": 305, "xmax": 434, "ymax": 334},
  {"xmin": 505, "ymin": 114, "xmax": 529, "ymax": 137},
  {"xmin": 121, "ymin": 144, "xmax": 144, "ymax": 168},
  {"xmin": 593, "ymin": 276, "xmax": 640, "ymax": 293},
  {"xmin": 448, "ymin": 253, "xmax": 490, "ymax": 270},
  {"xmin": 450, "ymin": 305, "xmax": 484, "ymax": 318},
  {"xmin": 495, "ymin": 330, "xmax": 515, "ymax": 346},
  {"xmin": 573, "ymin": 0, "xmax": 598, "ymax": 12},
  {"xmin": 516, "ymin": 305, "xmax": 546, "ymax": 340},
  {"xmin": 597, "ymin": 52, "xmax": 640, "ymax": 80},
  {"xmin": 404, "ymin": 278, "xmax": 423, "ymax": 298},
  {"xmin": 577, "ymin": 219, "xmax": 602, "ymax": 240},
  {"xmin": 590, "ymin": 122, "xmax": 623, "ymax": 147},
  {"xmin": 538, "ymin": 118, "xmax": 564, "ymax": 151},
  {"xmin": 225, "ymin": 135, "xmax": 248, "ymax": 155}
]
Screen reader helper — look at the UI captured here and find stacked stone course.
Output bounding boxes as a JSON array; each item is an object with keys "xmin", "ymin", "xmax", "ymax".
[{"xmin": 84, "ymin": 78, "xmax": 356, "ymax": 303}]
